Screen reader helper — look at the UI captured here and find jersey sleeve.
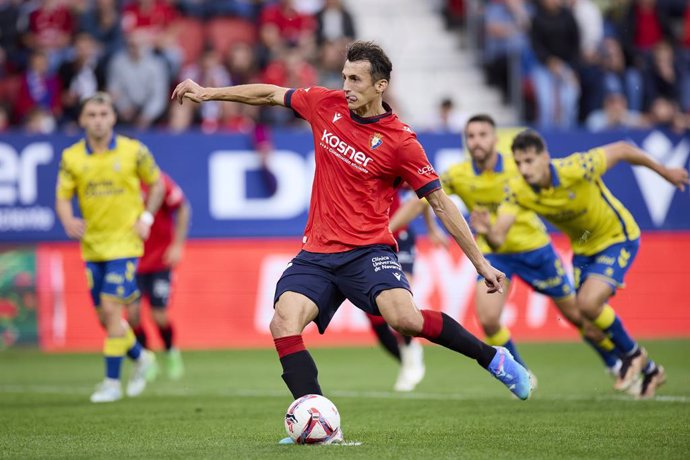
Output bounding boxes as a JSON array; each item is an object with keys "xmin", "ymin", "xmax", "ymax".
[
  {"xmin": 56, "ymin": 153, "xmax": 76, "ymax": 200},
  {"xmin": 498, "ymin": 181, "xmax": 521, "ymax": 216},
  {"xmin": 136, "ymin": 142, "xmax": 161, "ymax": 185},
  {"xmin": 395, "ymin": 137, "xmax": 441, "ymax": 198},
  {"xmin": 565, "ymin": 148, "xmax": 607, "ymax": 182},
  {"xmin": 283, "ymin": 86, "xmax": 333, "ymax": 122},
  {"xmin": 163, "ymin": 174, "xmax": 185, "ymax": 210}
]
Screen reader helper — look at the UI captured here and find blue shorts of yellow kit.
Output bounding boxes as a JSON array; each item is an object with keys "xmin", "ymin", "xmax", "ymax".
[
  {"xmin": 86, "ymin": 257, "xmax": 140, "ymax": 307},
  {"xmin": 481, "ymin": 244, "xmax": 574, "ymax": 299},
  {"xmin": 572, "ymin": 239, "xmax": 640, "ymax": 292},
  {"xmin": 274, "ymin": 245, "xmax": 411, "ymax": 334}
]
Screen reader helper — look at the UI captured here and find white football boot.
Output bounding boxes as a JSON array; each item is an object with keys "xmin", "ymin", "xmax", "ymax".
[
  {"xmin": 126, "ymin": 350, "xmax": 157, "ymax": 397},
  {"xmin": 394, "ymin": 339, "xmax": 426, "ymax": 392},
  {"xmin": 90, "ymin": 378, "xmax": 123, "ymax": 403}
]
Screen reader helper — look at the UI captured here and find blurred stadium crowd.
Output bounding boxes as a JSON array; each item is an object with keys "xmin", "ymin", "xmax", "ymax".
[
  {"xmin": 476, "ymin": 0, "xmax": 690, "ymax": 131},
  {"xmin": 0, "ymin": 0, "xmax": 689, "ymax": 134}
]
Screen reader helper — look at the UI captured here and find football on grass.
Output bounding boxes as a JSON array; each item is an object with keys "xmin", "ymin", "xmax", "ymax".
[{"xmin": 284, "ymin": 394, "xmax": 341, "ymax": 444}]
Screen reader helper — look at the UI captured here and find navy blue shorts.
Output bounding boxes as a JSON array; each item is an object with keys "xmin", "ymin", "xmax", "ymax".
[
  {"xmin": 482, "ymin": 244, "xmax": 575, "ymax": 299},
  {"xmin": 136, "ymin": 270, "xmax": 172, "ymax": 308},
  {"xmin": 273, "ymin": 245, "xmax": 412, "ymax": 334},
  {"xmin": 86, "ymin": 258, "xmax": 139, "ymax": 307},
  {"xmin": 396, "ymin": 228, "xmax": 416, "ymax": 274},
  {"xmin": 572, "ymin": 239, "xmax": 640, "ymax": 292}
]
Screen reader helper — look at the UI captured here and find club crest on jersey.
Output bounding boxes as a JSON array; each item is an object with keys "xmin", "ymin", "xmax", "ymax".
[{"xmin": 370, "ymin": 133, "xmax": 383, "ymax": 150}]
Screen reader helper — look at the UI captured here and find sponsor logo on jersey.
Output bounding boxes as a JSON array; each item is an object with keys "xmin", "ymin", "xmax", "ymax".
[
  {"xmin": 417, "ymin": 164, "xmax": 436, "ymax": 176},
  {"xmin": 320, "ymin": 129, "xmax": 374, "ymax": 170},
  {"xmin": 332, "ymin": 112, "xmax": 342, "ymax": 123},
  {"xmin": 370, "ymin": 133, "xmax": 383, "ymax": 150}
]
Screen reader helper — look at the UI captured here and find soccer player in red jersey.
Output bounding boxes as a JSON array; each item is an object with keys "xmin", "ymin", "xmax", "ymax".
[
  {"xmin": 127, "ymin": 172, "xmax": 190, "ymax": 380},
  {"xmin": 173, "ymin": 41, "xmax": 532, "ymax": 441}
]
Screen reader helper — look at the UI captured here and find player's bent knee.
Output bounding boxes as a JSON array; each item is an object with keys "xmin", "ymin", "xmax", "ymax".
[{"xmin": 270, "ymin": 292, "xmax": 318, "ymax": 338}]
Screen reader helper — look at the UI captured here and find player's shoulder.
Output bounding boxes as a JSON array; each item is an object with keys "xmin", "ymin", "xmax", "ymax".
[
  {"xmin": 443, "ymin": 159, "xmax": 473, "ymax": 179},
  {"xmin": 554, "ymin": 150, "xmax": 600, "ymax": 179},
  {"xmin": 61, "ymin": 139, "xmax": 86, "ymax": 161},
  {"xmin": 114, "ymin": 134, "xmax": 145, "ymax": 151}
]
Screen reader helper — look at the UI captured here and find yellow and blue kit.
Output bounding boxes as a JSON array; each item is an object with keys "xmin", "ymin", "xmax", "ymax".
[
  {"xmin": 442, "ymin": 153, "xmax": 573, "ymax": 299},
  {"xmin": 500, "ymin": 148, "xmax": 641, "ymax": 290},
  {"xmin": 56, "ymin": 135, "xmax": 160, "ymax": 305}
]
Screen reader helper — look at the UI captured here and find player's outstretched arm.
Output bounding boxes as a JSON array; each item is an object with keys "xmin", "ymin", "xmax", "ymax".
[
  {"xmin": 426, "ymin": 189, "xmax": 505, "ymax": 293},
  {"xmin": 171, "ymin": 79, "xmax": 289, "ymax": 107},
  {"xmin": 136, "ymin": 175, "xmax": 165, "ymax": 241},
  {"xmin": 601, "ymin": 141, "xmax": 690, "ymax": 191}
]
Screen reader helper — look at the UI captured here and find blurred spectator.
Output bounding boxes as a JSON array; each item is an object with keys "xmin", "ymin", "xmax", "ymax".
[
  {"xmin": 14, "ymin": 51, "xmax": 61, "ymax": 124},
  {"xmin": 645, "ymin": 96, "xmax": 687, "ymax": 133},
  {"xmin": 600, "ymin": 37, "xmax": 644, "ymax": 112},
  {"xmin": 23, "ymin": 107, "xmax": 57, "ymax": 134},
  {"xmin": 25, "ymin": 0, "xmax": 75, "ymax": 71},
  {"xmin": 107, "ymin": 31, "xmax": 169, "ymax": 129},
  {"xmin": 427, "ymin": 97, "xmax": 468, "ymax": 133},
  {"xmin": 227, "ymin": 42, "xmax": 258, "ymax": 86},
  {"xmin": 170, "ymin": 49, "xmax": 231, "ymax": 133},
  {"xmin": 315, "ymin": 0, "xmax": 356, "ymax": 46},
  {"xmin": 618, "ymin": 0, "xmax": 673, "ymax": 65},
  {"xmin": 483, "ymin": 0, "xmax": 531, "ymax": 104},
  {"xmin": 0, "ymin": 0, "xmax": 22, "ymax": 74},
  {"xmin": 530, "ymin": 0, "xmax": 581, "ymax": 129},
  {"xmin": 260, "ymin": 47, "xmax": 317, "ymax": 126},
  {"xmin": 585, "ymin": 90, "xmax": 646, "ymax": 131},
  {"xmin": 569, "ymin": 0, "xmax": 603, "ymax": 64},
  {"xmin": 79, "ymin": 0, "xmax": 124, "ymax": 60},
  {"xmin": 317, "ymin": 39, "xmax": 345, "ymax": 88},
  {"xmin": 58, "ymin": 33, "xmax": 103, "ymax": 125},
  {"xmin": 256, "ymin": 23, "xmax": 286, "ymax": 70},
  {"xmin": 643, "ymin": 41, "xmax": 681, "ymax": 109},
  {"xmin": 121, "ymin": 0, "xmax": 182, "ymax": 75},
  {"xmin": 259, "ymin": 0, "xmax": 316, "ymax": 46}
]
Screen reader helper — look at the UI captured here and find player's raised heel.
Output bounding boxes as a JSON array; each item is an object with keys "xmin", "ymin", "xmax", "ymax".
[
  {"xmin": 90, "ymin": 379, "xmax": 122, "ymax": 403},
  {"xmin": 127, "ymin": 350, "xmax": 156, "ymax": 397},
  {"xmin": 614, "ymin": 347, "xmax": 647, "ymax": 392},
  {"xmin": 637, "ymin": 365, "xmax": 666, "ymax": 400},
  {"xmin": 487, "ymin": 346, "xmax": 532, "ymax": 400}
]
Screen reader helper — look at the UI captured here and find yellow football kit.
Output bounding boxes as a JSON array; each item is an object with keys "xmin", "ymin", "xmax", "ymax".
[
  {"xmin": 500, "ymin": 148, "xmax": 640, "ymax": 256},
  {"xmin": 441, "ymin": 152, "xmax": 549, "ymax": 254},
  {"xmin": 56, "ymin": 135, "xmax": 161, "ymax": 262}
]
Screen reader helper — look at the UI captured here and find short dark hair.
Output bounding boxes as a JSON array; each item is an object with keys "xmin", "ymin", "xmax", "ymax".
[
  {"xmin": 465, "ymin": 114, "xmax": 496, "ymax": 129},
  {"xmin": 511, "ymin": 129, "xmax": 546, "ymax": 153},
  {"xmin": 346, "ymin": 41, "xmax": 392, "ymax": 83}
]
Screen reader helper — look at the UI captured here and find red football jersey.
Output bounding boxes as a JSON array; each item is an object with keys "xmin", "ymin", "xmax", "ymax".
[
  {"xmin": 138, "ymin": 173, "xmax": 185, "ymax": 274},
  {"xmin": 285, "ymin": 87, "xmax": 441, "ymax": 253}
]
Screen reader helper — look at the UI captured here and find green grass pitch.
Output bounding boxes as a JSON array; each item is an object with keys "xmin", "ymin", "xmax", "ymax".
[{"xmin": 1, "ymin": 340, "xmax": 689, "ymax": 459}]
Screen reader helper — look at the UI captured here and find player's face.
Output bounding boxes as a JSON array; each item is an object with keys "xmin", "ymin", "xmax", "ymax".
[
  {"xmin": 79, "ymin": 101, "xmax": 116, "ymax": 140},
  {"xmin": 464, "ymin": 121, "xmax": 497, "ymax": 164},
  {"xmin": 514, "ymin": 148, "xmax": 550, "ymax": 186},
  {"xmin": 342, "ymin": 60, "xmax": 387, "ymax": 111}
]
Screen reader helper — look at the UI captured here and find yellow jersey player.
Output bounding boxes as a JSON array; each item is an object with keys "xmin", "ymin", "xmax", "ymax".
[
  {"xmin": 55, "ymin": 92, "xmax": 165, "ymax": 403},
  {"xmin": 392, "ymin": 115, "xmax": 616, "ymax": 385},
  {"xmin": 489, "ymin": 129, "xmax": 689, "ymax": 399}
]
